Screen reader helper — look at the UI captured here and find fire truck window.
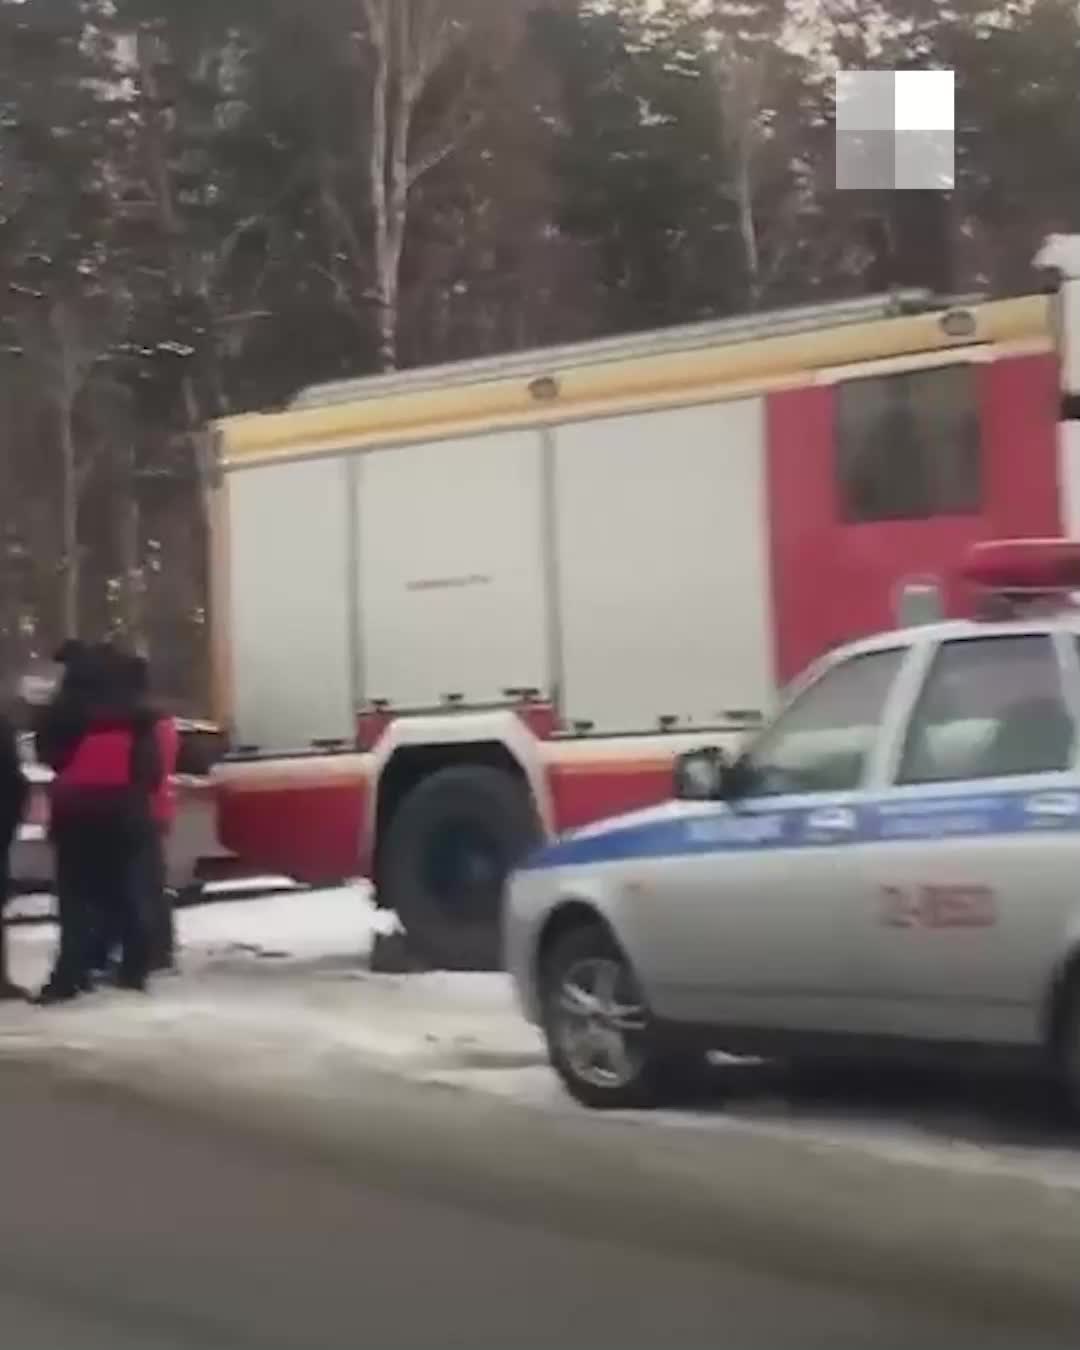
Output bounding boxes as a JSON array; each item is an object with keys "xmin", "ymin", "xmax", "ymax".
[
  {"xmin": 743, "ymin": 647, "xmax": 906, "ymax": 796},
  {"xmin": 898, "ymin": 636, "xmax": 1075, "ymax": 784},
  {"xmin": 836, "ymin": 364, "xmax": 980, "ymax": 522}
]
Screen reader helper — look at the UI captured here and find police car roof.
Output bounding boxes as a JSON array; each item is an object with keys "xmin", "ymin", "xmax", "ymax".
[{"xmin": 831, "ymin": 613, "xmax": 1080, "ymax": 663}]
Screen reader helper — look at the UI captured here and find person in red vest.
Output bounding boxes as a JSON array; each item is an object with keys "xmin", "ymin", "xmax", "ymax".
[
  {"xmin": 84, "ymin": 653, "xmax": 179, "ymax": 979},
  {"xmin": 35, "ymin": 643, "xmax": 162, "ymax": 1003}
]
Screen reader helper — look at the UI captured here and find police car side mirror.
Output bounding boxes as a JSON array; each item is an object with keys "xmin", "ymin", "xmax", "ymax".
[{"xmin": 674, "ymin": 748, "xmax": 729, "ymax": 801}]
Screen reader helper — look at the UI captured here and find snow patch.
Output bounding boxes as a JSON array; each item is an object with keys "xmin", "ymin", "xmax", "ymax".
[
  {"xmin": 179, "ymin": 884, "xmax": 377, "ymax": 963},
  {"xmin": 5, "ymin": 886, "xmax": 539, "ymax": 1078},
  {"xmin": 201, "ymin": 875, "xmax": 300, "ymax": 897}
]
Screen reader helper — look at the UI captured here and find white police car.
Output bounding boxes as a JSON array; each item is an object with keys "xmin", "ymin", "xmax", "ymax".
[{"xmin": 505, "ymin": 540, "xmax": 1080, "ymax": 1109}]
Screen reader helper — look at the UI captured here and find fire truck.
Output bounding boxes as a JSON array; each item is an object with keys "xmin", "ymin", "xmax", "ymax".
[{"xmin": 207, "ymin": 236, "xmax": 1080, "ymax": 970}]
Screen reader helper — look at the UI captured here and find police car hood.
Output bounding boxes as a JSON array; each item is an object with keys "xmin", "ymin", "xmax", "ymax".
[
  {"xmin": 522, "ymin": 799, "xmax": 763, "ymax": 873},
  {"xmin": 563, "ymin": 800, "xmax": 693, "ymax": 842}
]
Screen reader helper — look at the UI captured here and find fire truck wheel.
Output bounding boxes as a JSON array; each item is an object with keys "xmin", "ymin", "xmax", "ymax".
[
  {"xmin": 1054, "ymin": 967, "xmax": 1080, "ymax": 1122},
  {"xmin": 380, "ymin": 764, "xmax": 541, "ymax": 971}
]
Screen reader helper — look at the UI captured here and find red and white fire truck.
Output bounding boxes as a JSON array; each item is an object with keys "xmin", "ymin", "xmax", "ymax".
[{"xmin": 207, "ymin": 236, "xmax": 1080, "ymax": 969}]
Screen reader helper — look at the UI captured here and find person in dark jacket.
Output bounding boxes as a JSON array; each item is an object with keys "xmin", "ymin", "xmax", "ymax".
[
  {"xmin": 35, "ymin": 643, "xmax": 162, "ymax": 1003},
  {"xmin": 33, "ymin": 641, "xmax": 98, "ymax": 997},
  {"xmin": 0, "ymin": 708, "xmax": 29, "ymax": 1000},
  {"xmin": 87, "ymin": 653, "xmax": 178, "ymax": 978}
]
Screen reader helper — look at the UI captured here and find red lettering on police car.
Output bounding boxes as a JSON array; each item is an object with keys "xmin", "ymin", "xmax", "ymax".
[{"xmin": 879, "ymin": 884, "xmax": 996, "ymax": 929}]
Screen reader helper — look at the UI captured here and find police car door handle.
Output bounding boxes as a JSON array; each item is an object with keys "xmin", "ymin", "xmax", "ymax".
[{"xmin": 806, "ymin": 807, "xmax": 857, "ymax": 833}]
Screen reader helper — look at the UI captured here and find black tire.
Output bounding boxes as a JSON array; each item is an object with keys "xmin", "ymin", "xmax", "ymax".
[
  {"xmin": 540, "ymin": 922, "xmax": 700, "ymax": 1110},
  {"xmin": 1054, "ymin": 975, "xmax": 1080, "ymax": 1121},
  {"xmin": 171, "ymin": 883, "xmax": 204, "ymax": 910},
  {"xmin": 379, "ymin": 764, "xmax": 541, "ymax": 972}
]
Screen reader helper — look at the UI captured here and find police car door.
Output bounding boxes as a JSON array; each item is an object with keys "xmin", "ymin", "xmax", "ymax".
[
  {"xmin": 643, "ymin": 645, "xmax": 910, "ymax": 1030},
  {"xmin": 870, "ymin": 631, "xmax": 1080, "ymax": 1045}
]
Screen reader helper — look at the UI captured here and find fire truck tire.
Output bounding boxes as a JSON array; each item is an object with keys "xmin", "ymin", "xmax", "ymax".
[
  {"xmin": 1053, "ymin": 966, "xmax": 1080, "ymax": 1121},
  {"xmin": 380, "ymin": 764, "xmax": 542, "ymax": 972}
]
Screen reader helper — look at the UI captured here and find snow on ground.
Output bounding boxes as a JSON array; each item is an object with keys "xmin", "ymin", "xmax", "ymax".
[
  {"xmin": 173, "ymin": 884, "xmax": 396, "ymax": 963},
  {"xmin": 7, "ymin": 886, "xmax": 1080, "ymax": 1193},
  {"xmin": 5, "ymin": 885, "xmax": 547, "ymax": 1087}
]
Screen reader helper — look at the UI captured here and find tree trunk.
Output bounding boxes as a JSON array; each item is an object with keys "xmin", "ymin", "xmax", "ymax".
[
  {"xmin": 119, "ymin": 435, "xmax": 144, "ymax": 648},
  {"xmin": 135, "ymin": 26, "xmax": 217, "ymax": 705},
  {"xmin": 373, "ymin": 244, "xmax": 401, "ymax": 372},
  {"xmin": 715, "ymin": 49, "xmax": 764, "ymax": 312},
  {"xmin": 57, "ymin": 392, "xmax": 79, "ymax": 640},
  {"xmin": 367, "ymin": 0, "xmax": 402, "ymax": 372},
  {"xmin": 135, "ymin": 28, "xmax": 218, "ymax": 496},
  {"xmin": 734, "ymin": 149, "xmax": 761, "ymax": 310},
  {"xmin": 366, "ymin": 0, "xmax": 433, "ymax": 373}
]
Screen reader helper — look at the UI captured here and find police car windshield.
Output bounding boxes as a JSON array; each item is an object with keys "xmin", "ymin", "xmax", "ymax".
[{"xmin": 743, "ymin": 649, "xmax": 906, "ymax": 797}]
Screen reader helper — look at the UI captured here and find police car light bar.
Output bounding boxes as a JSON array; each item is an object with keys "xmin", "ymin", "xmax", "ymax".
[{"xmin": 963, "ymin": 539, "xmax": 1080, "ymax": 615}]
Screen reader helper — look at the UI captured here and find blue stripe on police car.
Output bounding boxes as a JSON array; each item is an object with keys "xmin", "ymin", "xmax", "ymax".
[{"xmin": 522, "ymin": 788, "xmax": 1080, "ymax": 871}]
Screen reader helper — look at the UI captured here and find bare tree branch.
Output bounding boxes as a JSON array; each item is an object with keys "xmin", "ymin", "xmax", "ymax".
[
  {"xmin": 363, "ymin": 0, "xmax": 387, "ymax": 53},
  {"xmin": 407, "ymin": 107, "xmax": 485, "ymax": 188}
]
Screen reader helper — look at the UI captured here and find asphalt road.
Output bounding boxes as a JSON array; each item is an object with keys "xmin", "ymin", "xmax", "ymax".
[{"xmin": 0, "ymin": 1063, "xmax": 1075, "ymax": 1350}]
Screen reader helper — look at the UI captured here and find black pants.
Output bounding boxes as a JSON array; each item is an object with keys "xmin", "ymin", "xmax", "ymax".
[
  {"xmin": 0, "ymin": 855, "xmax": 10, "ymax": 985},
  {"xmin": 50, "ymin": 817, "xmax": 152, "ymax": 994},
  {"xmin": 87, "ymin": 826, "xmax": 172, "ymax": 974},
  {"xmin": 0, "ymin": 818, "xmax": 23, "ymax": 986}
]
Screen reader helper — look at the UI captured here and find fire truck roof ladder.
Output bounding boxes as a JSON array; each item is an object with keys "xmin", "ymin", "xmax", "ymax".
[{"xmin": 289, "ymin": 288, "xmax": 946, "ymax": 411}]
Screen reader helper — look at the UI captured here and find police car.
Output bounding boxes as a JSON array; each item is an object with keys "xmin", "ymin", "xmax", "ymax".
[{"xmin": 504, "ymin": 539, "xmax": 1080, "ymax": 1110}]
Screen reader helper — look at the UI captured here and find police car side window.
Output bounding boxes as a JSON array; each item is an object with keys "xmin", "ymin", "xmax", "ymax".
[
  {"xmin": 898, "ymin": 636, "xmax": 1075, "ymax": 785},
  {"xmin": 744, "ymin": 649, "xmax": 905, "ymax": 797}
]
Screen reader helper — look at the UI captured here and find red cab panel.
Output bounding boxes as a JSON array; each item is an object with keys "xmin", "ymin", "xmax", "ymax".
[{"xmin": 766, "ymin": 351, "xmax": 1061, "ymax": 684}]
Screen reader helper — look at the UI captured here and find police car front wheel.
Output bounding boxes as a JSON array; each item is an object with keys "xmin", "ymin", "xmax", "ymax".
[{"xmin": 540, "ymin": 923, "xmax": 698, "ymax": 1110}]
